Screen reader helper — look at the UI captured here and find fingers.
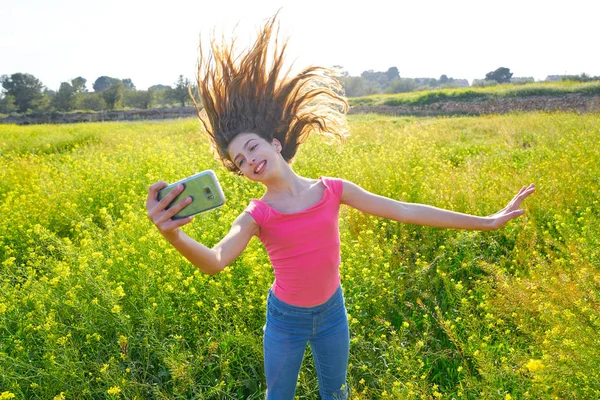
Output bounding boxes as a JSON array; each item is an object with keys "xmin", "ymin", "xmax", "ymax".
[
  {"xmin": 148, "ymin": 183, "xmax": 184, "ymax": 217},
  {"xmin": 508, "ymin": 183, "xmax": 536, "ymax": 210},
  {"xmin": 511, "ymin": 209, "xmax": 525, "ymax": 218},
  {"xmin": 502, "ymin": 209, "xmax": 525, "ymax": 226},
  {"xmin": 159, "ymin": 195, "xmax": 193, "ymax": 224},
  {"xmin": 525, "ymin": 183, "xmax": 536, "ymax": 195},
  {"xmin": 156, "ymin": 183, "xmax": 186, "ymax": 211},
  {"xmin": 511, "ymin": 185, "xmax": 527, "ymax": 204},
  {"xmin": 147, "ymin": 181, "xmax": 194, "ymax": 227},
  {"xmin": 515, "ymin": 184, "xmax": 536, "ymax": 205},
  {"xmin": 146, "ymin": 180, "xmax": 168, "ymax": 209}
]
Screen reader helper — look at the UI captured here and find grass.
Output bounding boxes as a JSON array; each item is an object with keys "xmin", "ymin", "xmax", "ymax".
[{"xmin": 0, "ymin": 112, "xmax": 599, "ymax": 399}]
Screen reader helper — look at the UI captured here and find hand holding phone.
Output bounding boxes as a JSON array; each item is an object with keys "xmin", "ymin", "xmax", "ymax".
[
  {"xmin": 146, "ymin": 170, "xmax": 226, "ymax": 237},
  {"xmin": 157, "ymin": 170, "xmax": 226, "ymax": 220}
]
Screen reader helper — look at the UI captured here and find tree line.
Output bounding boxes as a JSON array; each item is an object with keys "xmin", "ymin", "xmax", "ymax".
[
  {"xmin": 0, "ymin": 74, "xmax": 197, "ymax": 115},
  {"xmin": 337, "ymin": 66, "xmax": 600, "ymax": 97},
  {"xmin": 336, "ymin": 66, "xmax": 472, "ymax": 97},
  {"xmin": 2, "ymin": 68, "xmax": 599, "ymax": 115}
]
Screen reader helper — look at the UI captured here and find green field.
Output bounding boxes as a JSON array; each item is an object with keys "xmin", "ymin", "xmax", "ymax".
[{"xmin": 1, "ymin": 112, "xmax": 599, "ymax": 399}]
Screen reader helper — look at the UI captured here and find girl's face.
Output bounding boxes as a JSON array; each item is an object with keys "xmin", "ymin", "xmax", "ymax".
[{"xmin": 227, "ymin": 133, "xmax": 282, "ymax": 181}]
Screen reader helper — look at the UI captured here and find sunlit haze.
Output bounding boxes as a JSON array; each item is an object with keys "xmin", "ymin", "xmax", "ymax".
[{"xmin": 2, "ymin": 0, "xmax": 599, "ymax": 91}]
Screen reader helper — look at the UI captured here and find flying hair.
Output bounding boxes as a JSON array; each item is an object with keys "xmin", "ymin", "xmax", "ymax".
[{"xmin": 191, "ymin": 13, "xmax": 349, "ymax": 174}]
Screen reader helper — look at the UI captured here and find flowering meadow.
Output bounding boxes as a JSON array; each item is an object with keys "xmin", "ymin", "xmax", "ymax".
[{"xmin": 1, "ymin": 112, "xmax": 599, "ymax": 399}]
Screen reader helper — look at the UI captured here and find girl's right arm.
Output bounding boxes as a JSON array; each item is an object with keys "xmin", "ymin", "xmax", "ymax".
[{"xmin": 146, "ymin": 181, "xmax": 259, "ymax": 275}]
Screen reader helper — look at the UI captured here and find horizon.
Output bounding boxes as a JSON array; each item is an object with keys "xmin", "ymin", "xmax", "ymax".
[{"xmin": 2, "ymin": 0, "xmax": 599, "ymax": 92}]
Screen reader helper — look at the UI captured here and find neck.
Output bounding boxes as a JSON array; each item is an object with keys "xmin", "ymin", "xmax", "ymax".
[{"xmin": 262, "ymin": 163, "xmax": 308, "ymax": 197}]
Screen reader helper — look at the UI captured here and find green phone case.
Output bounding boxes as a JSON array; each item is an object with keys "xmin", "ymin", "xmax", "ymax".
[{"xmin": 157, "ymin": 170, "xmax": 226, "ymax": 219}]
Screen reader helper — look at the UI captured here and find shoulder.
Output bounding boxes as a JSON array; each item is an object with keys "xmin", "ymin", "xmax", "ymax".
[
  {"xmin": 319, "ymin": 177, "xmax": 364, "ymax": 203},
  {"xmin": 319, "ymin": 176, "xmax": 344, "ymax": 199}
]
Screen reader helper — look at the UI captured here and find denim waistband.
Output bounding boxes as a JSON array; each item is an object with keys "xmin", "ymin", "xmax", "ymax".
[{"xmin": 267, "ymin": 285, "xmax": 344, "ymax": 315}]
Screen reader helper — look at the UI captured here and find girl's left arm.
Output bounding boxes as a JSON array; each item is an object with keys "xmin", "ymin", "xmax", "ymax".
[{"xmin": 340, "ymin": 180, "xmax": 535, "ymax": 231}]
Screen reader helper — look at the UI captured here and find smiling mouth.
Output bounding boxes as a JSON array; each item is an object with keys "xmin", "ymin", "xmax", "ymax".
[{"xmin": 254, "ymin": 160, "xmax": 266, "ymax": 174}]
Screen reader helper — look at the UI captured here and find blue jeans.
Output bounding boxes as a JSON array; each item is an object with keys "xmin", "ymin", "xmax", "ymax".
[{"xmin": 264, "ymin": 285, "xmax": 350, "ymax": 399}]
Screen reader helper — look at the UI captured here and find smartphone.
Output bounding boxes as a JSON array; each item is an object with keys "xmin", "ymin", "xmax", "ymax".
[{"xmin": 157, "ymin": 170, "xmax": 226, "ymax": 219}]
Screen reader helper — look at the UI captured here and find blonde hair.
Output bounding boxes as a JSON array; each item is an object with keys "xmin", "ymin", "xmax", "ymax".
[{"xmin": 191, "ymin": 14, "xmax": 349, "ymax": 174}]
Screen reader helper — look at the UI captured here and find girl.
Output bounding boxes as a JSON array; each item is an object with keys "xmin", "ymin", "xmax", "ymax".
[{"xmin": 146, "ymin": 15, "xmax": 535, "ymax": 400}]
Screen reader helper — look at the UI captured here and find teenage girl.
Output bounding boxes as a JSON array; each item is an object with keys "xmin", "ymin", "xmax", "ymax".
[{"xmin": 146, "ymin": 15, "xmax": 535, "ymax": 400}]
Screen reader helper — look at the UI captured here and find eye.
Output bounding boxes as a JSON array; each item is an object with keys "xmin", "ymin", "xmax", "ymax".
[
  {"xmin": 250, "ymin": 144, "xmax": 258, "ymax": 151},
  {"xmin": 238, "ymin": 159, "xmax": 245, "ymax": 167}
]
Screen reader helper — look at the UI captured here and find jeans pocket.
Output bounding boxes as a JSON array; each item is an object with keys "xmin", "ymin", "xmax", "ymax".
[
  {"xmin": 267, "ymin": 303, "xmax": 287, "ymax": 319},
  {"xmin": 332, "ymin": 297, "xmax": 345, "ymax": 311}
]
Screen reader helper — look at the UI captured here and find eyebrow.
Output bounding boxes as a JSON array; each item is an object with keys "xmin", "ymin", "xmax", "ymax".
[{"xmin": 233, "ymin": 139, "xmax": 256, "ymax": 164}]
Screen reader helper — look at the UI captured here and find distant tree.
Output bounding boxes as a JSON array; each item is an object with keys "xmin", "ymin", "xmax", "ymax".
[
  {"xmin": 415, "ymin": 77, "xmax": 437, "ymax": 87},
  {"xmin": 439, "ymin": 74, "xmax": 449, "ymax": 84},
  {"xmin": 385, "ymin": 67, "xmax": 400, "ymax": 82},
  {"xmin": 485, "ymin": 67, "xmax": 513, "ymax": 83},
  {"xmin": 148, "ymin": 85, "xmax": 172, "ymax": 107},
  {"xmin": 71, "ymin": 77, "xmax": 87, "ymax": 93},
  {"xmin": 170, "ymin": 75, "xmax": 191, "ymax": 107},
  {"xmin": 361, "ymin": 70, "xmax": 389, "ymax": 92},
  {"xmin": 138, "ymin": 90, "xmax": 154, "ymax": 109},
  {"xmin": 122, "ymin": 78, "xmax": 136, "ymax": 90},
  {"xmin": 93, "ymin": 76, "xmax": 121, "ymax": 92},
  {"xmin": 124, "ymin": 89, "xmax": 154, "ymax": 109},
  {"xmin": 149, "ymin": 84, "xmax": 170, "ymax": 91},
  {"xmin": 77, "ymin": 93, "xmax": 106, "ymax": 111},
  {"xmin": 1, "ymin": 73, "xmax": 45, "ymax": 113},
  {"xmin": 559, "ymin": 73, "xmax": 600, "ymax": 82},
  {"xmin": 386, "ymin": 78, "xmax": 420, "ymax": 94},
  {"xmin": 0, "ymin": 94, "xmax": 17, "ymax": 114},
  {"xmin": 54, "ymin": 82, "xmax": 76, "ymax": 111},
  {"xmin": 510, "ymin": 77, "xmax": 535, "ymax": 85},
  {"xmin": 472, "ymin": 79, "xmax": 499, "ymax": 87},
  {"xmin": 339, "ymin": 76, "xmax": 379, "ymax": 97},
  {"xmin": 32, "ymin": 88, "xmax": 54, "ymax": 112},
  {"xmin": 102, "ymin": 82, "xmax": 124, "ymax": 109}
]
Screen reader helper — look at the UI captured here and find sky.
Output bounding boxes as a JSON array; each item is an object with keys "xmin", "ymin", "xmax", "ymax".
[{"xmin": 1, "ymin": 0, "xmax": 599, "ymax": 91}]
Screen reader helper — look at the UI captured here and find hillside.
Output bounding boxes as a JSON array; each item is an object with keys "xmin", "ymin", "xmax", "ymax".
[{"xmin": 348, "ymin": 81, "xmax": 600, "ymax": 116}]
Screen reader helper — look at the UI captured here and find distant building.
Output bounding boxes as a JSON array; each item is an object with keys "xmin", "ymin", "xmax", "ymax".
[{"xmin": 545, "ymin": 75, "xmax": 561, "ymax": 82}]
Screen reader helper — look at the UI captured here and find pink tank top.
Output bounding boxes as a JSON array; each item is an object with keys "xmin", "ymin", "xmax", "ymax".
[{"xmin": 244, "ymin": 176, "xmax": 343, "ymax": 306}]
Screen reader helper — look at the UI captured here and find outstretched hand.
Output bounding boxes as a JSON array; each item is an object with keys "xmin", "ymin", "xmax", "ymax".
[{"xmin": 486, "ymin": 183, "xmax": 536, "ymax": 230}]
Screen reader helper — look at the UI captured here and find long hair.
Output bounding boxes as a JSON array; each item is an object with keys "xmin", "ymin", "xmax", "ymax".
[{"xmin": 191, "ymin": 14, "xmax": 349, "ymax": 174}]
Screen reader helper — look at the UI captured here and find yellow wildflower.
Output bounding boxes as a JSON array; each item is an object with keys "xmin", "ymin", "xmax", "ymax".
[
  {"xmin": 526, "ymin": 359, "xmax": 545, "ymax": 373},
  {"xmin": 107, "ymin": 386, "xmax": 122, "ymax": 396}
]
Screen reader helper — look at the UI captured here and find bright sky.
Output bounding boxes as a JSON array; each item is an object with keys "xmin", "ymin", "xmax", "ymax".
[{"xmin": 2, "ymin": 0, "xmax": 599, "ymax": 91}]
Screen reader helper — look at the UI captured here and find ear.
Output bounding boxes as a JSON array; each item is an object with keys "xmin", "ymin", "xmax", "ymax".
[{"xmin": 272, "ymin": 138, "xmax": 282, "ymax": 152}]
